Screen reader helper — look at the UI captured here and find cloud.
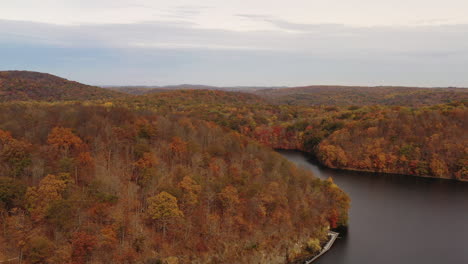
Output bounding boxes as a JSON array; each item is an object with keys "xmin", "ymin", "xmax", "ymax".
[
  {"xmin": 237, "ymin": 14, "xmax": 346, "ymax": 33},
  {"xmin": 2, "ymin": 18, "xmax": 468, "ymax": 54},
  {"xmin": 1, "ymin": 18, "xmax": 468, "ymax": 86}
]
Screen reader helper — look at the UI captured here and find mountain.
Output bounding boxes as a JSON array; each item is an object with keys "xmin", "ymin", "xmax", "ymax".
[
  {"xmin": 107, "ymin": 83, "xmax": 468, "ymax": 106},
  {"xmin": 253, "ymin": 85, "xmax": 468, "ymax": 106},
  {"xmin": 106, "ymin": 84, "xmax": 221, "ymax": 95},
  {"xmin": 105, "ymin": 84, "xmax": 287, "ymax": 95},
  {"xmin": 106, "ymin": 86, "xmax": 172, "ymax": 95},
  {"xmin": 0, "ymin": 71, "xmax": 124, "ymax": 101},
  {"xmin": 137, "ymin": 89, "xmax": 265, "ymax": 105}
]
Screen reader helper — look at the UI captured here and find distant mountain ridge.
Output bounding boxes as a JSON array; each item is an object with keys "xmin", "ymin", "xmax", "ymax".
[
  {"xmin": 106, "ymin": 83, "xmax": 467, "ymax": 106},
  {"xmin": 252, "ymin": 85, "xmax": 468, "ymax": 106},
  {"xmin": 2, "ymin": 71, "xmax": 466, "ymax": 106},
  {"xmin": 0, "ymin": 71, "xmax": 124, "ymax": 101},
  {"xmin": 106, "ymin": 84, "xmax": 287, "ymax": 95}
]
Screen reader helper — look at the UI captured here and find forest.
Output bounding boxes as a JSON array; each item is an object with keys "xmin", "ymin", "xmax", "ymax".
[
  {"xmin": 0, "ymin": 71, "xmax": 467, "ymax": 263},
  {"xmin": 111, "ymin": 90, "xmax": 467, "ymax": 181},
  {"xmin": 252, "ymin": 86, "xmax": 468, "ymax": 106},
  {"xmin": 107, "ymin": 84, "xmax": 468, "ymax": 106},
  {"xmin": 0, "ymin": 103, "xmax": 349, "ymax": 263},
  {"xmin": 0, "ymin": 71, "xmax": 123, "ymax": 102}
]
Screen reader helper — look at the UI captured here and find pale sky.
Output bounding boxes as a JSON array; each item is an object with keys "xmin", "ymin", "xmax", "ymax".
[{"xmin": 1, "ymin": 0, "xmax": 468, "ymax": 86}]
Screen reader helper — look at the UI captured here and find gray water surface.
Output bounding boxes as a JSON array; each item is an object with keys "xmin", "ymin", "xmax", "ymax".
[{"xmin": 279, "ymin": 150, "xmax": 468, "ymax": 264}]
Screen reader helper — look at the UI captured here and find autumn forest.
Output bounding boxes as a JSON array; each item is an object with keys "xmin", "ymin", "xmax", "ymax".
[{"xmin": 0, "ymin": 71, "xmax": 467, "ymax": 264}]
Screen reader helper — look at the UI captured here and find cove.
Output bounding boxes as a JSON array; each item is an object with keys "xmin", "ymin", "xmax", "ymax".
[{"xmin": 278, "ymin": 150, "xmax": 468, "ymax": 264}]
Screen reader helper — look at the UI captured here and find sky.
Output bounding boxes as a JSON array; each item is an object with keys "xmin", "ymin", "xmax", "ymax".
[{"xmin": 1, "ymin": 0, "xmax": 468, "ymax": 87}]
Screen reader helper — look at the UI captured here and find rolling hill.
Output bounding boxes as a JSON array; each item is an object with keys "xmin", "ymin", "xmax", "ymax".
[
  {"xmin": 253, "ymin": 85, "xmax": 468, "ymax": 106},
  {"xmin": 105, "ymin": 84, "xmax": 286, "ymax": 95},
  {"xmin": 107, "ymin": 83, "xmax": 468, "ymax": 107},
  {"xmin": 0, "ymin": 71, "xmax": 124, "ymax": 101}
]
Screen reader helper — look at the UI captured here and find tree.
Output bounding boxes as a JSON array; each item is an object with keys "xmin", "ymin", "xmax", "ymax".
[
  {"xmin": 169, "ymin": 137, "xmax": 187, "ymax": 160},
  {"xmin": 75, "ymin": 152, "xmax": 94, "ymax": 183},
  {"xmin": 133, "ymin": 152, "xmax": 158, "ymax": 186},
  {"xmin": 0, "ymin": 129, "xmax": 31, "ymax": 178},
  {"xmin": 25, "ymin": 174, "xmax": 67, "ymax": 222},
  {"xmin": 178, "ymin": 176, "xmax": 201, "ymax": 208},
  {"xmin": 147, "ymin": 192, "xmax": 183, "ymax": 236},
  {"xmin": 23, "ymin": 235, "xmax": 54, "ymax": 264},
  {"xmin": 305, "ymin": 238, "xmax": 321, "ymax": 254},
  {"xmin": 45, "ymin": 200, "xmax": 76, "ymax": 231},
  {"xmin": 317, "ymin": 144, "xmax": 348, "ymax": 168},
  {"xmin": 325, "ymin": 178, "xmax": 350, "ymax": 228},
  {"xmin": 430, "ymin": 155, "xmax": 449, "ymax": 178},
  {"xmin": 218, "ymin": 185, "xmax": 240, "ymax": 214},
  {"xmin": 47, "ymin": 127, "xmax": 83, "ymax": 156},
  {"xmin": 260, "ymin": 182, "xmax": 285, "ymax": 215},
  {"xmin": 100, "ymin": 226, "xmax": 118, "ymax": 250},
  {"xmin": 71, "ymin": 232, "xmax": 97, "ymax": 264},
  {"xmin": 328, "ymin": 209, "xmax": 339, "ymax": 229},
  {"xmin": 0, "ymin": 177, "xmax": 26, "ymax": 210}
]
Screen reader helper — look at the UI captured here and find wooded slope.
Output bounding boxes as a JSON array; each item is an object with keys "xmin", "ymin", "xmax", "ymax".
[
  {"xmin": 118, "ymin": 91, "xmax": 468, "ymax": 181},
  {"xmin": 0, "ymin": 71, "xmax": 124, "ymax": 102},
  {"xmin": 0, "ymin": 103, "xmax": 348, "ymax": 264},
  {"xmin": 253, "ymin": 86, "xmax": 468, "ymax": 106}
]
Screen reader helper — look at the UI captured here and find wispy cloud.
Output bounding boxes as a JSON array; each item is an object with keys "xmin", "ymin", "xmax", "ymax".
[
  {"xmin": 1, "ymin": 18, "xmax": 467, "ymax": 86},
  {"xmin": 237, "ymin": 14, "xmax": 346, "ymax": 33},
  {"xmin": 2, "ymin": 19, "xmax": 468, "ymax": 53}
]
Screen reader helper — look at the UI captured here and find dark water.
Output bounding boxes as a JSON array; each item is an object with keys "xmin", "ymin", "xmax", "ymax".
[{"xmin": 278, "ymin": 150, "xmax": 468, "ymax": 264}]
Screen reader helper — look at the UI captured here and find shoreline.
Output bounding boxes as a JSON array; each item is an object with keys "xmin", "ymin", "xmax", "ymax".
[
  {"xmin": 305, "ymin": 231, "xmax": 339, "ymax": 264},
  {"xmin": 290, "ymin": 231, "xmax": 339, "ymax": 264},
  {"xmin": 274, "ymin": 149, "xmax": 467, "ymax": 182}
]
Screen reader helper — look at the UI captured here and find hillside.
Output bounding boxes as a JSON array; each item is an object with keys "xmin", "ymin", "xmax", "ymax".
[
  {"xmin": 106, "ymin": 85, "xmax": 216, "ymax": 95},
  {"xmin": 106, "ymin": 85, "xmax": 285, "ymax": 95},
  {"xmin": 116, "ymin": 90, "xmax": 468, "ymax": 181},
  {"xmin": 253, "ymin": 86, "xmax": 468, "ymax": 106},
  {"xmin": 0, "ymin": 71, "xmax": 124, "ymax": 101},
  {"xmin": 108, "ymin": 83, "xmax": 468, "ymax": 106},
  {"xmin": 107, "ymin": 86, "xmax": 172, "ymax": 95},
  {"xmin": 314, "ymin": 103, "xmax": 468, "ymax": 180},
  {"xmin": 0, "ymin": 103, "xmax": 349, "ymax": 263},
  {"xmin": 123, "ymin": 89, "xmax": 266, "ymax": 114}
]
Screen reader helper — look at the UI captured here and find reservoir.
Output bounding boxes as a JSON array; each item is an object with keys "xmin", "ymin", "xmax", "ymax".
[{"xmin": 279, "ymin": 150, "xmax": 468, "ymax": 264}]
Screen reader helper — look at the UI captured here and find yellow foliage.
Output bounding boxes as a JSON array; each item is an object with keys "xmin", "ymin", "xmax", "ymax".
[
  {"xmin": 306, "ymin": 238, "xmax": 322, "ymax": 254},
  {"xmin": 178, "ymin": 176, "xmax": 201, "ymax": 207},
  {"xmin": 25, "ymin": 174, "xmax": 67, "ymax": 221},
  {"xmin": 218, "ymin": 185, "xmax": 240, "ymax": 211},
  {"xmin": 147, "ymin": 192, "xmax": 184, "ymax": 221},
  {"xmin": 164, "ymin": 256, "xmax": 179, "ymax": 264},
  {"xmin": 430, "ymin": 155, "xmax": 449, "ymax": 178}
]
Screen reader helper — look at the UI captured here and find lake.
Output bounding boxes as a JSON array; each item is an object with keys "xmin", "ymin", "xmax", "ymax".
[{"xmin": 279, "ymin": 150, "xmax": 468, "ymax": 264}]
